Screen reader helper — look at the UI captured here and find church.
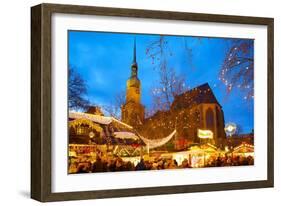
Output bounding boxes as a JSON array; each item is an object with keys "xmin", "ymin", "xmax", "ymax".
[{"xmin": 120, "ymin": 39, "xmax": 227, "ymax": 149}]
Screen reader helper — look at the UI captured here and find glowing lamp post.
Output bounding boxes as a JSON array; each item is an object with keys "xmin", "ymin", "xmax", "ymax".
[{"xmin": 224, "ymin": 123, "xmax": 237, "ymax": 137}]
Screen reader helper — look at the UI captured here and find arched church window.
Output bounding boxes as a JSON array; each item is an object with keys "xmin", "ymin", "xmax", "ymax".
[
  {"xmin": 206, "ymin": 108, "xmax": 214, "ymax": 130},
  {"xmin": 216, "ymin": 106, "xmax": 221, "ymax": 128}
]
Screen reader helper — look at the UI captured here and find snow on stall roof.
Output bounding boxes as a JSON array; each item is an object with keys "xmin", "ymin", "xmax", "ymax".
[
  {"xmin": 69, "ymin": 111, "xmax": 112, "ymax": 125},
  {"xmin": 114, "ymin": 132, "xmax": 138, "ymax": 140},
  {"xmin": 69, "ymin": 111, "xmax": 133, "ymax": 129}
]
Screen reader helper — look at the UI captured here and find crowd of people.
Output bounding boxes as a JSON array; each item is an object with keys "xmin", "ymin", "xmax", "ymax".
[
  {"xmin": 205, "ymin": 155, "xmax": 254, "ymax": 167},
  {"xmin": 69, "ymin": 156, "xmax": 189, "ymax": 174},
  {"xmin": 68, "ymin": 154, "xmax": 254, "ymax": 174}
]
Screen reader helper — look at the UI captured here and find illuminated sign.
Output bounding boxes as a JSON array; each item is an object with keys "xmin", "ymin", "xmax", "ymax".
[{"xmin": 197, "ymin": 129, "xmax": 213, "ymax": 139}]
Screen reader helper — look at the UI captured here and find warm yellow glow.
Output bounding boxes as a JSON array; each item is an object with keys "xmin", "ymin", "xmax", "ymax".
[
  {"xmin": 69, "ymin": 151, "xmax": 77, "ymax": 157},
  {"xmin": 89, "ymin": 131, "xmax": 95, "ymax": 138},
  {"xmin": 233, "ymin": 143, "xmax": 254, "ymax": 153},
  {"xmin": 197, "ymin": 129, "xmax": 213, "ymax": 139},
  {"xmin": 69, "ymin": 118, "xmax": 103, "ymax": 133},
  {"xmin": 225, "ymin": 146, "xmax": 229, "ymax": 152}
]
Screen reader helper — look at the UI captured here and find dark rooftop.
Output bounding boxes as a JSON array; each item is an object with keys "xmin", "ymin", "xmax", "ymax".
[{"xmin": 171, "ymin": 83, "xmax": 220, "ymax": 110}]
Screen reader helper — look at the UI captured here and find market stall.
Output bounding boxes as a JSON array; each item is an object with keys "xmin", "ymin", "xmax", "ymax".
[{"xmin": 232, "ymin": 142, "xmax": 254, "ymax": 157}]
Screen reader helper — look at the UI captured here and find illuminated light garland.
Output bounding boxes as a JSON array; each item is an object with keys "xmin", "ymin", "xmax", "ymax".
[
  {"xmin": 219, "ymin": 43, "xmax": 254, "ymax": 101},
  {"xmin": 139, "ymin": 130, "xmax": 176, "ymax": 149}
]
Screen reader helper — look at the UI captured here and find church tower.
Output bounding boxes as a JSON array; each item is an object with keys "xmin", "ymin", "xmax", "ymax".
[{"xmin": 121, "ymin": 39, "xmax": 145, "ymax": 128}]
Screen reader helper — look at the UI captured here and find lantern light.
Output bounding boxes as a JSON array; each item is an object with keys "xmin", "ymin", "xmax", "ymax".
[{"xmin": 225, "ymin": 123, "xmax": 237, "ymax": 136}]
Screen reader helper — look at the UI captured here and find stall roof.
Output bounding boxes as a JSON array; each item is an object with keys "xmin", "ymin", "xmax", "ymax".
[
  {"xmin": 69, "ymin": 111, "xmax": 144, "ymax": 145},
  {"xmin": 233, "ymin": 143, "xmax": 254, "ymax": 153}
]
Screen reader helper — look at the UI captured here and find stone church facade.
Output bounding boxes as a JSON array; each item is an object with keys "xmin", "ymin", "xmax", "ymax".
[{"xmin": 170, "ymin": 83, "xmax": 226, "ymax": 147}]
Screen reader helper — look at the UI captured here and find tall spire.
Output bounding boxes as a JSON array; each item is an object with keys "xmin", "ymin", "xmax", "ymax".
[
  {"xmin": 131, "ymin": 37, "xmax": 138, "ymax": 77},
  {"xmin": 133, "ymin": 37, "xmax": 137, "ymax": 64}
]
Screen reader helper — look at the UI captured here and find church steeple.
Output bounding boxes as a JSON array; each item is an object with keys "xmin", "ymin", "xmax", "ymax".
[
  {"xmin": 131, "ymin": 38, "xmax": 138, "ymax": 77},
  {"xmin": 121, "ymin": 37, "xmax": 145, "ymax": 128}
]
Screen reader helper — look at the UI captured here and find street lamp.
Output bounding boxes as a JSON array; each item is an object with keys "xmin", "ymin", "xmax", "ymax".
[{"xmin": 224, "ymin": 123, "xmax": 237, "ymax": 137}]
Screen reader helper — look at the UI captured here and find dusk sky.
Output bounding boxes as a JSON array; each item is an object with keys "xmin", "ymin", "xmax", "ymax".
[{"xmin": 68, "ymin": 31, "xmax": 254, "ymax": 133}]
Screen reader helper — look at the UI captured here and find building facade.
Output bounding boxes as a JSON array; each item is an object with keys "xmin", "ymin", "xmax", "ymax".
[{"xmin": 170, "ymin": 83, "xmax": 226, "ymax": 147}]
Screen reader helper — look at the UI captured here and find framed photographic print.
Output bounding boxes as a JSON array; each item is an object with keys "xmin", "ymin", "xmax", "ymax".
[{"xmin": 31, "ymin": 3, "xmax": 274, "ymax": 202}]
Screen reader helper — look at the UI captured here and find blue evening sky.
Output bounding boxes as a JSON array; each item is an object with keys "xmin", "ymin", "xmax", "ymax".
[{"xmin": 68, "ymin": 31, "xmax": 254, "ymax": 133}]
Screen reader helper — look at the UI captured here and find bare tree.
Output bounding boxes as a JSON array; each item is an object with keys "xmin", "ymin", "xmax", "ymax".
[
  {"xmin": 100, "ymin": 90, "xmax": 126, "ymax": 119},
  {"xmin": 219, "ymin": 39, "xmax": 254, "ymax": 100},
  {"xmin": 146, "ymin": 36, "xmax": 187, "ymax": 113},
  {"xmin": 151, "ymin": 66, "xmax": 186, "ymax": 111},
  {"xmin": 68, "ymin": 66, "xmax": 89, "ymax": 111},
  {"xmin": 147, "ymin": 36, "xmax": 254, "ymax": 102},
  {"xmin": 182, "ymin": 36, "xmax": 204, "ymax": 71}
]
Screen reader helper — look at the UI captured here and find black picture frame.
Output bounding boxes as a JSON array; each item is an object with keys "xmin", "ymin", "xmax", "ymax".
[{"xmin": 31, "ymin": 3, "xmax": 274, "ymax": 202}]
